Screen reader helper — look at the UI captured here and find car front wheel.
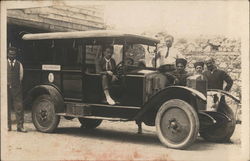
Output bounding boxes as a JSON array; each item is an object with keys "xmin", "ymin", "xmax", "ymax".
[
  {"xmin": 155, "ymin": 99, "xmax": 199, "ymax": 149},
  {"xmin": 32, "ymin": 94, "xmax": 60, "ymax": 133}
]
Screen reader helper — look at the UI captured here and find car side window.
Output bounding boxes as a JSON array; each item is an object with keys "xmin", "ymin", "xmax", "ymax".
[
  {"xmin": 51, "ymin": 40, "xmax": 82, "ymax": 69},
  {"xmin": 85, "ymin": 45, "xmax": 102, "ymax": 73}
]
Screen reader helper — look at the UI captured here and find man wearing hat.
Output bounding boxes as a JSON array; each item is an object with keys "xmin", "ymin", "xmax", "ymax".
[
  {"xmin": 194, "ymin": 61, "xmax": 204, "ymax": 75},
  {"xmin": 7, "ymin": 46, "xmax": 27, "ymax": 132},
  {"xmin": 171, "ymin": 58, "xmax": 191, "ymax": 86},
  {"xmin": 203, "ymin": 57, "xmax": 233, "ymax": 91}
]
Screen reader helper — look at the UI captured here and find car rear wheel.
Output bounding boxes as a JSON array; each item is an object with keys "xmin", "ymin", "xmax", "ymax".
[
  {"xmin": 78, "ymin": 118, "xmax": 102, "ymax": 129},
  {"xmin": 32, "ymin": 94, "xmax": 60, "ymax": 133},
  {"xmin": 155, "ymin": 99, "xmax": 199, "ymax": 149}
]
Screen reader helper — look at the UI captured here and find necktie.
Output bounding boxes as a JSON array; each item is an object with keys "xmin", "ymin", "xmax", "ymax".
[
  {"xmin": 165, "ymin": 47, "xmax": 170, "ymax": 58},
  {"xmin": 106, "ymin": 61, "xmax": 111, "ymax": 71},
  {"xmin": 10, "ymin": 60, "xmax": 14, "ymax": 70}
]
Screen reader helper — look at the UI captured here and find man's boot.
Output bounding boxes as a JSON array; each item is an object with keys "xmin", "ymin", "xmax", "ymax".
[
  {"xmin": 17, "ymin": 127, "xmax": 27, "ymax": 133},
  {"xmin": 8, "ymin": 125, "xmax": 12, "ymax": 131}
]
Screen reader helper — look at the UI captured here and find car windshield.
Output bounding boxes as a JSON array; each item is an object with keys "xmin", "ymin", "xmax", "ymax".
[
  {"xmin": 114, "ymin": 44, "xmax": 157, "ymax": 68},
  {"xmin": 85, "ymin": 43, "xmax": 157, "ymax": 74}
]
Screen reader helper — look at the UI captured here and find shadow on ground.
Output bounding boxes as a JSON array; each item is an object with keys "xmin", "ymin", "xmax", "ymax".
[
  {"xmin": 50, "ymin": 126, "xmax": 222, "ymax": 151},
  {"xmin": 55, "ymin": 127, "xmax": 161, "ymax": 146}
]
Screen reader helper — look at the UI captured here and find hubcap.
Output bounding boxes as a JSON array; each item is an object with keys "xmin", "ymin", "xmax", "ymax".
[
  {"xmin": 39, "ymin": 109, "xmax": 48, "ymax": 121},
  {"xmin": 168, "ymin": 119, "xmax": 181, "ymax": 133},
  {"xmin": 160, "ymin": 106, "xmax": 191, "ymax": 143},
  {"xmin": 35, "ymin": 99, "xmax": 54, "ymax": 127}
]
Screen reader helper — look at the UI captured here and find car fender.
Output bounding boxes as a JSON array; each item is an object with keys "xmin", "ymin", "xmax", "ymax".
[
  {"xmin": 28, "ymin": 84, "xmax": 64, "ymax": 113},
  {"xmin": 134, "ymin": 86, "xmax": 206, "ymax": 125},
  {"xmin": 207, "ymin": 89, "xmax": 240, "ymax": 104},
  {"xmin": 171, "ymin": 86, "xmax": 207, "ymax": 101}
]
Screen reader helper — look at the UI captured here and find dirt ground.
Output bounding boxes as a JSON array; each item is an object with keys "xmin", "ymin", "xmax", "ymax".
[{"xmin": 3, "ymin": 111, "xmax": 242, "ymax": 161}]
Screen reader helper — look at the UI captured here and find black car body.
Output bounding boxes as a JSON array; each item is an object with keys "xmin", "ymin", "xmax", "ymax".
[{"xmin": 20, "ymin": 30, "xmax": 236, "ymax": 149}]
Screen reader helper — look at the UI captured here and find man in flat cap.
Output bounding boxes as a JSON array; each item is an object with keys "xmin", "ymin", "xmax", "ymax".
[
  {"xmin": 171, "ymin": 58, "xmax": 191, "ymax": 86},
  {"xmin": 7, "ymin": 46, "xmax": 27, "ymax": 132},
  {"xmin": 203, "ymin": 57, "xmax": 233, "ymax": 91}
]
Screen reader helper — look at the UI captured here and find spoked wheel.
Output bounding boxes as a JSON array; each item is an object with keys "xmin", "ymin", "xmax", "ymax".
[
  {"xmin": 32, "ymin": 94, "xmax": 60, "ymax": 133},
  {"xmin": 78, "ymin": 118, "xmax": 102, "ymax": 129},
  {"xmin": 156, "ymin": 99, "xmax": 199, "ymax": 149},
  {"xmin": 200, "ymin": 97, "xmax": 236, "ymax": 142}
]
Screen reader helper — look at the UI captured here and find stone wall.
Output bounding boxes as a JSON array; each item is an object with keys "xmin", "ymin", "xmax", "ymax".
[{"xmin": 185, "ymin": 52, "xmax": 241, "ymax": 99}]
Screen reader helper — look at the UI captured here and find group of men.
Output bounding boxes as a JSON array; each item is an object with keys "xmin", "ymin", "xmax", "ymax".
[
  {"xmin": 97, "ymin": 37, "xmax": 233, "ymax": 105},
  {"xmin": 155, "ymin": 35, "xmax": 233, "ymax": 92},
  {"xmin": 170, "ymin": 57, "xmax": 233, "ymax": 92}
]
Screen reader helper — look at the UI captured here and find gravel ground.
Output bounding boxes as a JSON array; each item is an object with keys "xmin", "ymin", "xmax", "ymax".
[{"xmin": 2, "ymin": 111, "xmax": 242, "ymax": 161}]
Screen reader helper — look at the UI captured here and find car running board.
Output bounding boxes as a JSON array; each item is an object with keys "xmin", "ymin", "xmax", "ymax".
[{"xmin": 57, "ymin": 113, "xmax": 130, "ymax": 121}]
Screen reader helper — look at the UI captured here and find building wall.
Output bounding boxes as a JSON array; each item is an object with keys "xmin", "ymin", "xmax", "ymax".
[{"xmin": 7, "ymin": 5, "xmax": 105, "ymax": 32}]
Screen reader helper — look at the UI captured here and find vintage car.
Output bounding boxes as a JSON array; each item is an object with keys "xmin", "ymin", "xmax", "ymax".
[{"xmin": 20, "ymin": 30, "xmax": 237, "ymax": 149}]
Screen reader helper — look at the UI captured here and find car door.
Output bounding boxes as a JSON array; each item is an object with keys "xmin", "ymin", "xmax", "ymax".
[{"xmin": 59, "ymin": 40, "xmax": 84, "ymax": 101}]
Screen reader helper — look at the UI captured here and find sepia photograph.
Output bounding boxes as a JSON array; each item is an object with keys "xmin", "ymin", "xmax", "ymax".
[{"xmin": 0, "ymin": 1, "xmax": 249, "ymax": 161}]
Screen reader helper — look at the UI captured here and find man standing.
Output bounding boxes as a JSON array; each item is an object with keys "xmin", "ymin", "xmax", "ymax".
[
  {"xmin": 7, "ymin": 46, "xmax": 27, "ymax": 132},
  {"xmin": 154, "ymin": 35, "xmax": 184, "ymax": 67},
  {"xmin": 203, "ymin": 57, "xmax": 233, "ymax": 91},
  {"xmin": 194, "ymin": 61, "xmax": 205, "ymax": 75}
]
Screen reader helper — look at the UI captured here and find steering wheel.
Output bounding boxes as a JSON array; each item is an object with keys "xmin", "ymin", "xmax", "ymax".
[
  {"xmin": 115, "ymin": 61, "xmax": 125, "ymax": 75},
  {"xmin": 124, "ymin": 58, "xmax": 134, "ymax": 66},
  {"xmin": 164, "ymin": 72, "xmax": 176, "ymax": 85}
]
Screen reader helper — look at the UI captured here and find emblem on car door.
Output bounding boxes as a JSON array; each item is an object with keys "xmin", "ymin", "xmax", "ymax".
[{"xmin": 48, "ymin": 73, "xmax": 54, "ymax": 83}]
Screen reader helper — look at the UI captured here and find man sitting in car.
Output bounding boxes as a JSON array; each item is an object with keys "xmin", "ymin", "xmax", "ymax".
[{"xmin": 96, "ymin": 45, "xmax": 118, "ymax": 105}]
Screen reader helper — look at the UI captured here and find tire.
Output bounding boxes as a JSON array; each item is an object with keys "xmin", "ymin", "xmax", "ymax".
[
  {"xmin": 200, "ymin": 106, "xmax": 236, "ymax": 142},
  {"xmin": 155, "ymin": 99, "xmax": 199, "ymax": 149},
  {"xmin": 32, "ymin": 94, "xmax": 60, "ymax": 133},
  {"xmin": 78, "ymin": 118, "xmax": 102, "ymax": 129}
]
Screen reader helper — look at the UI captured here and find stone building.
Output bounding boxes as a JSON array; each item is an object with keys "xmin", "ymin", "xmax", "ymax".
[{"xmin": 7, "ymin": 5, "xmax": 106, "ymax": 47}]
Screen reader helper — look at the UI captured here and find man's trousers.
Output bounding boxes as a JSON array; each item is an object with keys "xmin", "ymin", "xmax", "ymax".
[{"xmin": 8, "ymin": 85, "xmax": 24, "ymax": 129}]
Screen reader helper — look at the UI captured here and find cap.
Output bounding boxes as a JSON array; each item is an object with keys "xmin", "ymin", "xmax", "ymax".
[
  {"xmin": 194, "ymin": 61, "xmax": 204, "ymax": 68},
  {"xmin": 176, "ymin": 58, "xmax": 187, "ymax": 66}
]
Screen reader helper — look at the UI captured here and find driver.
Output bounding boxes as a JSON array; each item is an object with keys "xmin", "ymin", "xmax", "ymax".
[{"xmin": 96, "ymin": 45, "xmax": 118, "ymax": 105}]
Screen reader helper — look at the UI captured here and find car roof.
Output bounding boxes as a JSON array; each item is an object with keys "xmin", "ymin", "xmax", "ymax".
[{"xmin": 22, "ymin": 30, "xmax": 159, "ymax": 46}]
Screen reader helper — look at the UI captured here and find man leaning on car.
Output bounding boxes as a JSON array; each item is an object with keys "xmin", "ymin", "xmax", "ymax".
[{"xmin": 203, "ymin": 57, "xmax": 233, "ymax": 91}]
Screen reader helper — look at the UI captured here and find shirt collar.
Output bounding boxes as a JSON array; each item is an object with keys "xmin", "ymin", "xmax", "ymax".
[
  {"xmin": 104, "ymin": 57, "xmax": 111, "ymax": 62},
  {"xmin": 8, "ymin": 59, "xmax": 16, "ymax": 64}
]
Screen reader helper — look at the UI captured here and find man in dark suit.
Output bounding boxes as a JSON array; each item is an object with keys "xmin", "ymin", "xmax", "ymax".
[
  {"xmin": 7, "ymin": 46, "xmax": 27, "ymax": 132},
  {"xmin": 203, "ymin": 57, "xmax": 233, "ymax": 91},
  {"xmin": 96, "ymin": 45, "xmax": 117, "ymax": 105},
  {"xmin": 203, "ymin": 57, "xmax": 234, "ymax": 115}
]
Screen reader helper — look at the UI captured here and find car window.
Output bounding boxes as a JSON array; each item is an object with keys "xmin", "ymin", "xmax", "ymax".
[
  {"xmin": 85, "ymin": 45, "xmax": 122, "ymax": 73},
  {"xmin": 85, "ymin": 45, "xmax": 102, "ymax": 73},
  {"xmin": 123, "ymin": 44, "xmax": 155, "ymax": 68},
  {"xmin": 53, "ymin": 40, "xmax": 82, "ymax": 68}
]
